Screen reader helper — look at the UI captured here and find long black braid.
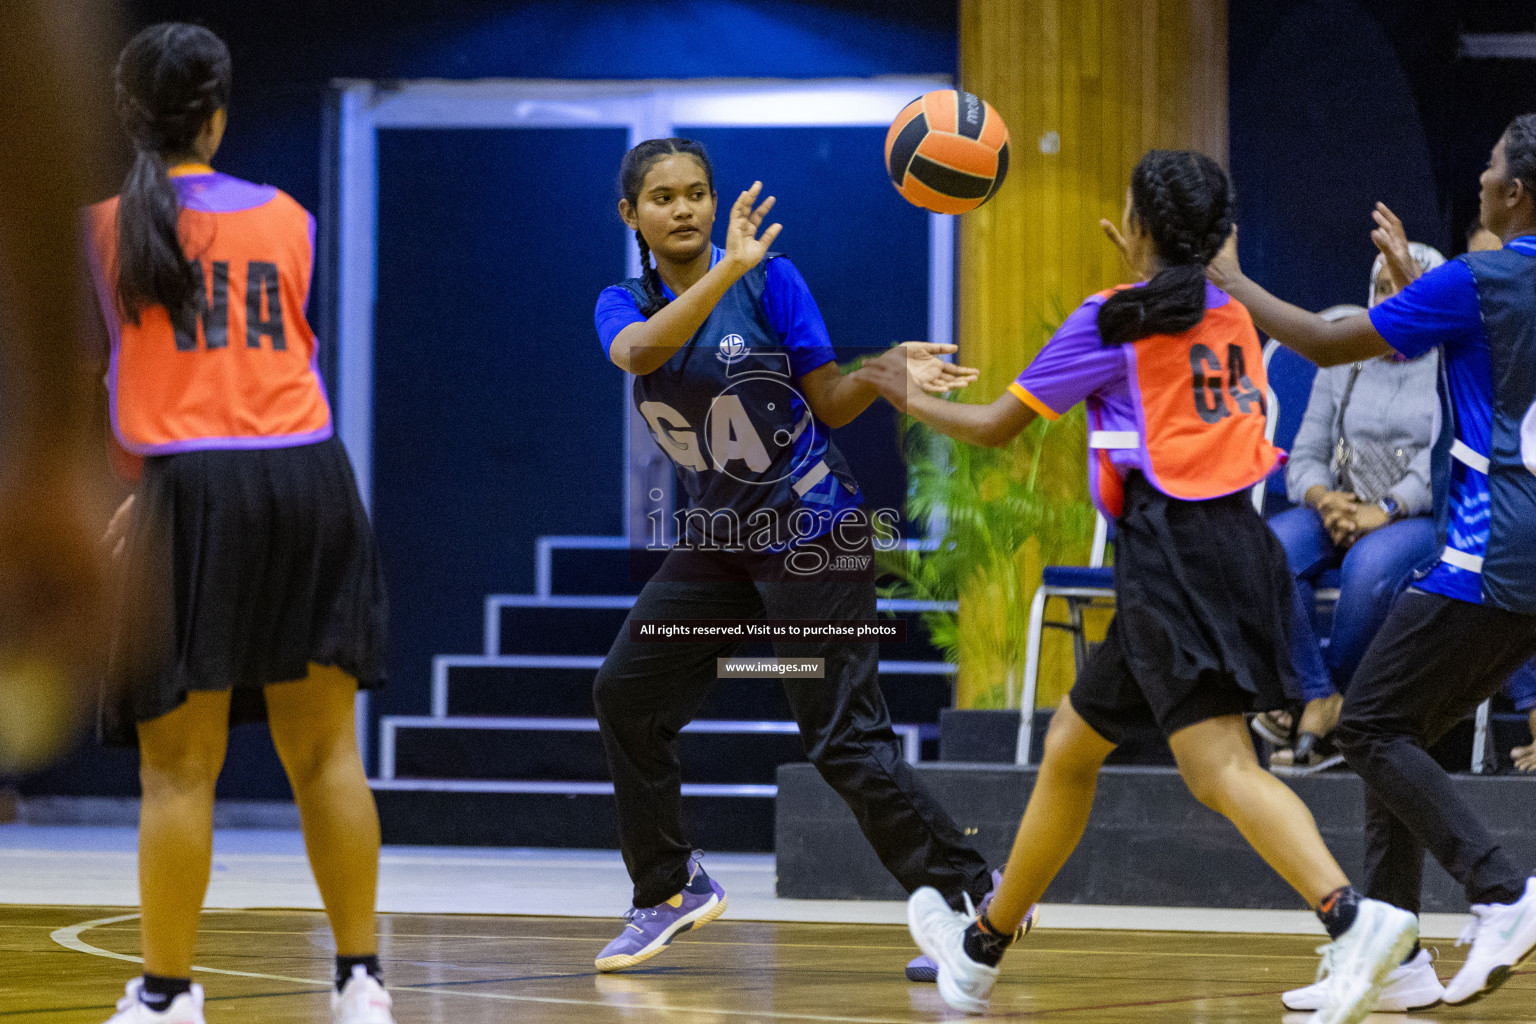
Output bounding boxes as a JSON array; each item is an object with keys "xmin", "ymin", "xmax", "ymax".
[
  {"xmin": 112, "ymin": 22, "xmax": 232, "ymax": 324},
  {"xmin": 618, "ymin": 137, "xmax": 715, "ymax": 317},
  {"xmin": 1098, "ymin": 150, "xmax": 1235, "ymax": 346}
]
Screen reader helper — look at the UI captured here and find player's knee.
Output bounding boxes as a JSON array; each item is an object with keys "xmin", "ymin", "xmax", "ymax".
[
  {"xmin": 1332, "ymin": 716, "xmax": 1378, "ymax": 761},
  {"xmin": 139, "ymin": 737, "xmax": 224, "ymax": 796},
  {"xmin": 592, "ymin": 663, "xmax": 621, "ymax": 715},
  {"xmin": 273, "ymin": 727, "xmax": 351, "ymax": 792},
  {"xmin": 1179, "ymin": 760, "xmax": 1246, "ymax": 814},
  {"xmin": 1041, "ymin": 712, "xmax": 1108, "ymax": 781},
  {"xmin": 804, "ymin": 728, "xmax": 898, "ymax": 782}
]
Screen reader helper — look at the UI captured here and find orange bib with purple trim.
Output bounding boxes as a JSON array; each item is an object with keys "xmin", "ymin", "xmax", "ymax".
[
  {"xmin": 1091, "ymin": 287, "xmax": 1284, "ymax": 518},
  {"xmin": 84, "ymin": 180, "xmax": 331, "ymax": 455}
]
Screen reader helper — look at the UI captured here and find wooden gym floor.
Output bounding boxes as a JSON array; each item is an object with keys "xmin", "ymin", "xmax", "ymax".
[{"xmin": 4, "ymin": 906, "xmax": 1534, "ymax": 1022}]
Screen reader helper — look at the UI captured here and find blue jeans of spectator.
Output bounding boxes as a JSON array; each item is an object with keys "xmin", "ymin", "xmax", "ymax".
[
  {"xmin": 1506, "ymin": 658, "xmax": 1536, "ymax": 713},
  {"xmin": 1268, "ymin": 506, "xmax": 1439, "ymax": 704}
]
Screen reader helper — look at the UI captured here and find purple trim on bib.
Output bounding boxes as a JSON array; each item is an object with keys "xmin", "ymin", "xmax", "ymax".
[
  {"xmin": 89, "ymin": 176, "xmax": 332, "ymax": 456},
  {"xmin": 173, "ymin": 172, "xmax": 278, "ymax": 214},
  {"xmin": 125, "ymin": 423, "xmax": 335, "ymax": 456},
  {"xmin": 81, "ymin": 218, "xmax": 130, "ymax": 456}
]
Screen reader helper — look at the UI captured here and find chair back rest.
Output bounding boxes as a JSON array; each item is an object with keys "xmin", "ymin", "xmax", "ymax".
[{"xmin": 1090, "ymin": 512, "xmax": 1111, "ymax": 568}]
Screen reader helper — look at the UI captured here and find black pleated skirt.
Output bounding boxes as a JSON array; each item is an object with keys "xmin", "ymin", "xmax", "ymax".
[
  {"xmin": 101, "ymin": 436, "xmax": 387, "ymax": 746},
  {"xmin": 1070, "ymin": 471, "xmax": 1297, "ymax": 742}
]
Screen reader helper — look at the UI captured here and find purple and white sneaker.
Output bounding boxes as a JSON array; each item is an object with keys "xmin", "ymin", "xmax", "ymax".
[
  {"xmin": 906, "ymin": 869, "xmax": 1037, "ymax": 982},
  {"xmin": 595, "ymin": 853, "xmax": 728, "ymax": 972}
]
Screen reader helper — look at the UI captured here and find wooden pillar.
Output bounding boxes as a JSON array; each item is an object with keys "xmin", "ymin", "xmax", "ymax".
[{"xmin": 952, "ymin": 0, "xmax": 1227, "ymax": 711}]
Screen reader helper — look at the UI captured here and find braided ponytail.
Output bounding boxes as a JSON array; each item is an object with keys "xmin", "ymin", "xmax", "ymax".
[
  {"xmin": 634, "ymin": 231, "xmax": 666, "ymax": 317},
  {"xmin": 1098, "ymin": 150, "xmax": 1234, "ymax": 347},
  {"xmin": 618, "ymin": 138, "xmax": 715, "ymax": 317},
  {"xmin": 112, "ymin": 23, "xmax": 231, "ymax": 324}
]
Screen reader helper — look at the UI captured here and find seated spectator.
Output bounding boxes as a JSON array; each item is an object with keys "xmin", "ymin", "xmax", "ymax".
[
  {"xmin": 1507, "ymin": 660, "xmax": 1536, "ymax": 771},
  {"xmin": 1467, "ymin": 219, "xmax": 1503, "ymax": 256},
  {"xmin": 1257, "ymin": 244, "xmax": 1445, "ymax": 774}
]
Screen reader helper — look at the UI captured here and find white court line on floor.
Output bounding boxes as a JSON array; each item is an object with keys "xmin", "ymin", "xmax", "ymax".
[
  {"xmin": 2, "ymin": 824, "xmax": 1475, "ymax": 938},
  {"xmin": 53, "ymin": 911, "xmax": 922, "ymax": 1024}
]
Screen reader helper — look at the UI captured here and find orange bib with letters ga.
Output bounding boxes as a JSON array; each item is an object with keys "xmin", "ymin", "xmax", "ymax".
[
  {"xmin": 1090, "ymin": 287, "xmax": 1284, "ymax": 518},
  {"xmin": 84, "ymin": 174, "xmax": 332, "ymax": 455}
]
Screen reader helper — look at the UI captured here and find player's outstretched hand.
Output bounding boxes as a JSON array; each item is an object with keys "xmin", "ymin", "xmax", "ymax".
[
  {"xmin": 849, "ymin": 353, "xmax": 909, "ymax": 408},
  {"xmin": 850, "ymin": 343, "xmax": 978, "ymax": 408},
  {"xmin": 1370, "ymin": 202, "xmax": 1421, "ymax": 294},
  {"xmin": 894, "ymin": 342, "xmax": 979, "ymax": 394},
  {"xmin": 722, "ymin": 181, "xmax": 782, "ymax": 274},
  {"xmin": 1205, "ymin": 225, "xmax": 1241, "ymax": 289},
  {"xmin": 1099, "ymin": 218, "xmax": 1141, "ymax": 279}
]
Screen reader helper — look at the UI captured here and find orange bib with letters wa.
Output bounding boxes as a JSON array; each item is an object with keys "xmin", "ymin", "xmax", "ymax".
[
  {"xmin": 85, "ymin": 179, "xmax": 332, "ymax": 456},
  {"xmin": 1090, "ymin": 287, "xmax": 1284, "ymax": 518}
]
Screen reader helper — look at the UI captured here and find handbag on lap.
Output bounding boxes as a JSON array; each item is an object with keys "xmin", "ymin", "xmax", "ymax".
[{"xmin": 1330, "ymin": 362, "xmax": 1421, "ymax": 504}]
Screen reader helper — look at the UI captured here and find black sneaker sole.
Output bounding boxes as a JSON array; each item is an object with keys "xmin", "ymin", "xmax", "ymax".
[{"xmin": 905, "ymin": 965, "xmax": 938, "ymax": 983}]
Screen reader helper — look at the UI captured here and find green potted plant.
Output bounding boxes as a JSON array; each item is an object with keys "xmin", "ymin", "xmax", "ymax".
[{"xmin": 875, "ymin": 304, "xmax": 1097, "ymax": 710}]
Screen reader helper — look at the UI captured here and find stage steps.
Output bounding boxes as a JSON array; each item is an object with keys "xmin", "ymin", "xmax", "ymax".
[
  {"xmin": 780, "ymin": 707, "xmax": 1536, "ymax": 906},
  {"xmin": 371, "ymin": 536, "xmax": 956, "ymax": 850},
  {"xmin": 775, "ymin": 761, "xmax": 1536, "ymax": 911}
]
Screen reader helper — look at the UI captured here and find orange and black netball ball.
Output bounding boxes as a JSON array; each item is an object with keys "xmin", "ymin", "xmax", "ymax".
[{"xmin": 885, "ymin": 89, "xmax": 1010, "ymax": 215}]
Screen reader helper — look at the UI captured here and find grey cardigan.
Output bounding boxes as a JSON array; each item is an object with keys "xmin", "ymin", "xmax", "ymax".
[{"xmin": 1284, "ymin": 350, "xmax": 1440, "ymax": 515}]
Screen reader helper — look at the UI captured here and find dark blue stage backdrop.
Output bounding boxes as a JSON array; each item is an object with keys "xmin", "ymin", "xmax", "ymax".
[
  {"xmin": 1227, "ymin": 0, "xmax": 1456, "ymax": 457},
  {"xmin": 26, "ymin": 0, "xmax": 1536, "ymax": 800},
  {"xmin": 18, "ymin": 0, "xmax": 955, "ymax": 798}
]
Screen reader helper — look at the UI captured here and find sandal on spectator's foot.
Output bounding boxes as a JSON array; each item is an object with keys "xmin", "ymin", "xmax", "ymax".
[
  {"xmin": 1269, "ymin": 731, "xmax": 1345, "ymax": 776},
  {"xmin": 1250, "ymin": 709, "xmax": 1296, "ymax": 748}
]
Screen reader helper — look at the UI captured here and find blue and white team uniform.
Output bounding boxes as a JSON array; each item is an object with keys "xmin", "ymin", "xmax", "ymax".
[
  {"xmin": 587, "ymin": 246, "xmax": 992, "ymax": 972},
  {"xmin": 596, "ymin": 247, "xmax": 862, "ymax": 550},
  {"xmin": 1332, "ymin": 235, "xmax": 1536, "ymax": 940}
]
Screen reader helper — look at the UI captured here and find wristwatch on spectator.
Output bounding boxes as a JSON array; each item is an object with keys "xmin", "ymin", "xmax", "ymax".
[{"xmin": 1377, "ymin": 494, "xmax": 1406, "ymax": 521}]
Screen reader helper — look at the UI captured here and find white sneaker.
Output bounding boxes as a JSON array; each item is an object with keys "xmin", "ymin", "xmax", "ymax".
[
  {"xmin": 1306, "ymin": 897, "xmax": 1419, "ymax": 1024},
  {"xmin": 1443, "ymin": 876, "xmax": 1536, "ymax": 1005},
  {"xmin": 1282, "ymin": 947, "xmax": 1443, "ymax": 1011},
  {"xmin": 331, "ymin": 966, "xmax": 395, "ymax": 1024},
  {"xmin": 103, "ymin": 980, "xmax": 206, "ymax": 1024},
  {"xmin": 906, "ymin": 887, "xmax": 998, "ymax": 1014}
]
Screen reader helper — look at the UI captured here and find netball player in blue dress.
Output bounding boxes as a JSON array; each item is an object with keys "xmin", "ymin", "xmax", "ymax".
[
  {"xmin": 589, "ymin": 138, "xmax": 1006, "ymax": 974},
  {"xmin": 1209, "ymin": 115, "xmax": 1536, "ymax": 1011}
]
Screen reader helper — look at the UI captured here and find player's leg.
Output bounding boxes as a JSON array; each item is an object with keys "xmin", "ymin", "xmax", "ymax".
[
  {"xmin": 905, "ymin": 697, "xmax": 1114, "ymax": 1013},
  {"xmin": 1280, "ymin": 785, "xmax": 1444, "ymax": 1013},
  {"xmin": 1169, "ymin": 714, "xmax": 1347, "ymax": 900},
  {"xmin": 128, "ymin": 688, "xmax": 231, "ymax": 1020},
  {"xmin": 903, "ymin": 619, "xmax": 1136, "ymax": 1013},
  {"xmin": 764, "ymin": 560, "xmax": 990, "ymax": 910},
  {"xmin": 265, "ymin": 662, "xmax": 392, "ymax": 1022},
  {"xmin": 1335, "ymin": 590, "xmax": 1536, "ymax": 1004},
  {"xmin": 984, "ymin": 698, "xmax": 1115, "ymax": 927},
  {"xmin": 1164, "ymin": 710, "xmax": 1417, "ymax": 1024},
  {"xmin": 591, "ymin": 572, "xmax": 758, "ymax": 971}
]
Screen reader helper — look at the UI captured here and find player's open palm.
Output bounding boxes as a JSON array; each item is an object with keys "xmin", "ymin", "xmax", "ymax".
[
  {"xmin": 723, "ymin": 181, "xmax": 782, "ymax": 273},
  {"xmin": 1371, "ymin": 202, "xmax": 1422, "ymax": 294},
  {"xmin": 895, "ymin": 342, "xmax": 980, "ymax": 394}
]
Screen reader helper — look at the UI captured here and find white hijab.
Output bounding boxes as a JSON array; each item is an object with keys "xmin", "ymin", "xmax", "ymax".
[{"xmin": 1368, "ymin": 242, "xmax": 1446, "ymax": 307}]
